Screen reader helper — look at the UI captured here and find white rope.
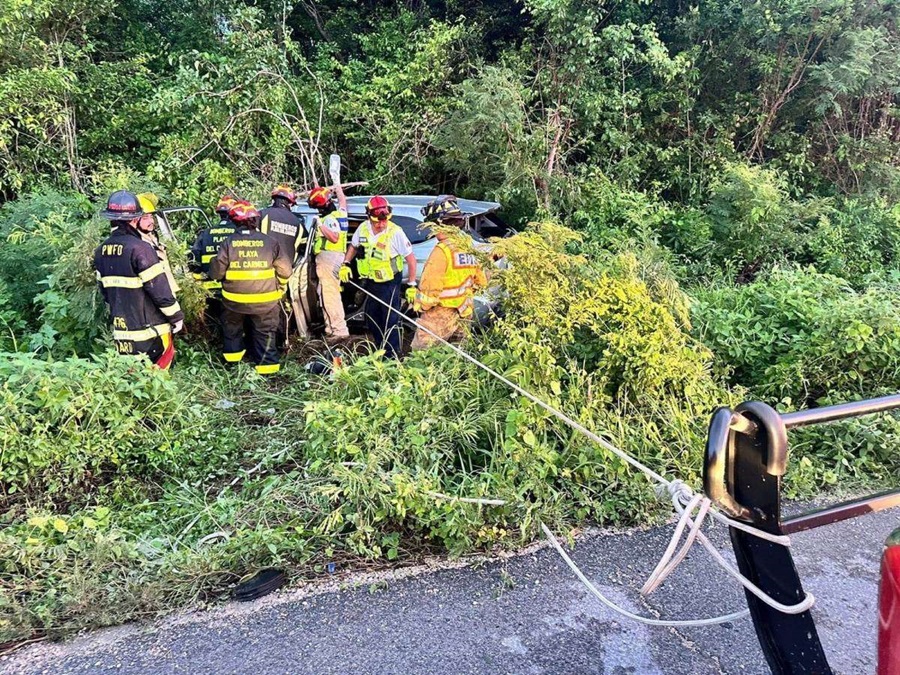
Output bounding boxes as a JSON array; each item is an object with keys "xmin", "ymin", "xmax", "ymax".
[
  {"xmin": 639, "ymin": 481, "xmax": 815, "ymax": 614},
  {"xmin": 345, "ymin": 279, "xmax": 815, "ymax": 620},
  {"xmin": 540, "ymin": 523, "xmax": 750, "ymax": 626},
  {"xmin": 346, "ymin": 280, "xmax": 669, "ymax": 486}
]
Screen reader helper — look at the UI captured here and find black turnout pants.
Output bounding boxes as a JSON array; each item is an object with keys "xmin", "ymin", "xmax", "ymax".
[{"xmin": 222, "ymin": 305, "xmax": 280, "ymax": 369}]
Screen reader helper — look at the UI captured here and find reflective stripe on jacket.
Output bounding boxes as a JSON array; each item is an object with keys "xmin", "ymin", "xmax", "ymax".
[
  {"xmin": 416, "ymin": 241, "xmax": 486, "ymax": 316},
  {"xmin": 259, "ymin": 206, "xmax": 305, "ymax": 264},
  {"xmin": 190, "ymin": 219, "xmax": 236, "ymax": 292},
  {"xmin": 141, "ymin": 231, "xmax": 180, "ymax": 294},
  {"xmin": 355, "ymin": 221, "xmax": 404, "ymax": 283},
  {"xmin": 94, "ymin": 225, "xmax": 184, "ymax": 356},
  {"xmin": 313, "ymin": 209, "xmax": 349, "ymax": 254},
  {"xmin": 208, "ymin": 227, "xmax": 293, "ymax": 314}
]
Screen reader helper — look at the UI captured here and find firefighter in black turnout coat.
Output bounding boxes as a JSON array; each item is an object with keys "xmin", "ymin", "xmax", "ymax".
[
  {"xmin": 208, "ymin": 200, "xmax": 292, "ymax": 375},
  {"xmin": 189, "ymin": 194, "xmax": 238, "ymax": 334},
  {"xmin": 94, "ymin": 190, "xmax": 184, "ymax": 368}
]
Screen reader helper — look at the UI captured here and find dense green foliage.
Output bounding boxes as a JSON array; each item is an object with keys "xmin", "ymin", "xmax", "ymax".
[
  {"xmin": 0, "ymin": 352, "xmax": 213, "ymax": 501},
  {"xmin": 1, "ymin": 0, "xmax": 899, "ymax": 650},
  {"xmin": 694, "ymin": 268, "xmax": 900, "ymax": 404},
  {"xmin": 2, "ymin": 0, "xmax": 899, "ymax": 206}
]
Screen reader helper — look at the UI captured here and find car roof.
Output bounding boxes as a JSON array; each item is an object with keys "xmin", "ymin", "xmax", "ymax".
[{"xmin": 293, "ymin": 195, "xmax": 500, "ymax": 219}]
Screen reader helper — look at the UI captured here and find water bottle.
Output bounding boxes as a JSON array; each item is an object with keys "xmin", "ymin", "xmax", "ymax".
[{"xmin": 329, "ymin": 154, "xmax": 341, "ymax": 186}]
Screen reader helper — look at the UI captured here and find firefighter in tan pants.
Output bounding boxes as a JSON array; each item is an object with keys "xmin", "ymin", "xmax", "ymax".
[
  {"xmin": 307, "ymin": 183, "xmax": 350, "ymax": 343},
  {"xmin": 411, "ymin": 196, "xmax": 487, "ymax": 351}
]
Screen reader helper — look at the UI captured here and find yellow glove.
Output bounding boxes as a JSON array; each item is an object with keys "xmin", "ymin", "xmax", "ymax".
[
  {"xmin": 339, "ymin": 264, "xmax": 352, "ymax": 283},
  {"xmin": 405, "ymin": 284, "xmax": 417, "ymax": 304}
]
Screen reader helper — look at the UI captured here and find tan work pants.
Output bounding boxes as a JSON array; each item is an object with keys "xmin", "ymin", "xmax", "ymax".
[
  {"xmin": 316, "ymin": 251, "xmax": 349, "ymax": 339},
  {"xmin": 411, "ymin": 305, "xmax": 466, "ymax": 351}
]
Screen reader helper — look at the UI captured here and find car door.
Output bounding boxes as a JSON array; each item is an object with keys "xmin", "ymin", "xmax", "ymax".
[{"xmin": 289, "ymin": 215, "xmax": 320, "ymax": 338}]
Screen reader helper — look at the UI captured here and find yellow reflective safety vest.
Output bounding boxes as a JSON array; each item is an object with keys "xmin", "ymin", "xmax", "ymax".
[
  {"xmin": 355, "ymin": 220, "xmax": 404, "ymax": 283},
  {"xmin": 208, "ymin": 227, "xmax": 293, "ymax": 314},
  {"xmin": 313, "ymin": 209, "xmax": 349, "ymax": 254},
  {"xmin": 416, "ymin": 242, "xmax": 484, "ymax": 317}
]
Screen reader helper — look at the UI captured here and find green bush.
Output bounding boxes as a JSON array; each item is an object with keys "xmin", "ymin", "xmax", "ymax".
[
  {"xmin": 0, "ymin": 351, "xmax": 212, "ymax": 506},
  {"xmin": 0, "ymin": 189, "xmax": 93, "ymax": 327},
  {"xmin": 692, "ymin": 267, "xmax": 900, "ymax": 404},
  {"xmin": 800, "ymin": 197, "xmax": 900, "ymax": 286},
  {"xmin": 786, "ymin": 405, "xmax": 900, "ymax": 497}
]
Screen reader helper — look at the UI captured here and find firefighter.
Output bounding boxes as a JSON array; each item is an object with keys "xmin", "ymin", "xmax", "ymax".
[
  {"xmin": 94, "ymin": 190, "xmax": 184, "ymax": 369},
  {"xmin": 340, "ymin": 195, "xmax": 417, "ymax": 359},
  {"xmin": 189, "ymin": 195, "xmax": 238, "ymax": 333},
  {"xmin": 259, "ymin": 184, "xmax": 305, "ymax": 349},
  {"xmin": 308, "ymin": 182, "xmax": 350, "ymax": 343},
  {"xmin": 259, "ymin": 185, "xmax": 305, "ymax": 264},
  {"xmin": 411, "ymin": 196, "xmax": 487, "ymax": 351},
  {"xmin": 136, "ymin": 192, "xmax": 179, "ymax": 295},
  {"xmin": 208, "ymin": 200, "xmax": 292, "ymax": 375}
]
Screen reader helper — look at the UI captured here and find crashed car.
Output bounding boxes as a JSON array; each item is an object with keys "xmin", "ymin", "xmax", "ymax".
[{"xmin": 288, "ymin": 195, "xmax": 514, "ymax": 338}]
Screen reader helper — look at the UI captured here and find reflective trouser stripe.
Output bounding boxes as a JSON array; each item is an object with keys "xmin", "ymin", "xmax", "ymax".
[
  {"xmin": 138, "ymin": 262, "xmax": 166, "ymax": 283},
  {"xmin": 224, "ymin": 350, "xmax": 246, "ymax": 362},
  {"xmin": 255, "ymin": 363, "xmax": 280, "ymax": 374},
  {"xmin": 160, "ymin": 302, "xmax": 182, "ymax": 317},
  {"xmin": 112, "ymin": 323, "xmax": 171, "ymax": 341},
  {"xmin": 99, "ymin": 275, "xmax": 143, "ymax": 289},
  {"xmin": 222, "ymin": 289, "xmax": 283, "ymax": 303},
  {"xmin": 225, "ymin": 269, "xmax": 276, "ymax": 281}
]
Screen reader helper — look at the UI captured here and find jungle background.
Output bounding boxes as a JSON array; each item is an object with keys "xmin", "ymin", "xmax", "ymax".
[{"xmin": 2, "ymin": 0, "xmax": 900, "ymax": 648}]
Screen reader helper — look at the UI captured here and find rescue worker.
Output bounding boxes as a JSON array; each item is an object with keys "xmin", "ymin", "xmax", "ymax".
[
  {"xmin": 94, "ymin": 190, "xmax": 184, "ymax": 369},
  {"xmin": 340, "ymin": 195, "xmax": 417, "ymax": 359},
  {"xmin": 308, "ymin": 182, "xmax": 350, "ymax": 343},
  {"xmin": 189, "ymin": 195, "xmax": 238, "ymax": 333},
  {"xmin": 411, "ymin": 196, "xmax": 487, "ymax": 351},
  {"xmin": 259, "ymin": 185, "xmax": 305, "ymax": 264},
  {"xmin": 136, "ymin": 192, "xmax": 179, "ymax": 295},
  {"xmin": 208, "ymin": 200, "xmax": 292, "ymax": 375},
  {"xmin": 259, "ymin": 184, "xmax": 305, "ymax": 349}
]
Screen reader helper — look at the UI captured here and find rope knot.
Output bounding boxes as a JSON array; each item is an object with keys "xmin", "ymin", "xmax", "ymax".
[{"xmin": 666, "ymin": 479, "xmax": 695, "ymax": 505}]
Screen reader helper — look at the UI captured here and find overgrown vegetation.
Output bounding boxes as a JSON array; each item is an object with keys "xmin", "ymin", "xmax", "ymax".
[{"xmin": 1, "ymin": 0, "xmax": 899, "ymax": 650}]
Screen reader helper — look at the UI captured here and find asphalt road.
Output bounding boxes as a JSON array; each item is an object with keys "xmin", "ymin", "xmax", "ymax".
[{"xmin": 2, "ymin": 506, "xmax": 896, "ymax": 675}]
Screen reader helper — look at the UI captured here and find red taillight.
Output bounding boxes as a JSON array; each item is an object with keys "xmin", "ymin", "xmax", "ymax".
[{"xmin": 878, "ymin": 529, "xmax": 900, "ymax": 675}]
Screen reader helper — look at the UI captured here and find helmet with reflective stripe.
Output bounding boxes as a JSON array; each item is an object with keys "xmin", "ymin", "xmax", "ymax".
[
  {"xmin": 101, "ymin": 190, "xmax": 143, "ymax": 220},
  {"xmin": 271, "ymin": 184, "xmax": 297, "ymax": 205},
  {"xmin": 421, "ymin": 195, "xmax": 464, "ymax": 224},
  {"xmin": 216, "ymin": 195, "xmax": 237, "ymax": 215},
  {"xmin": 137, "ymin": 192, "xmax": 159, "ymax": 215},
  {"xmin": 307, "ymin": 186, "xmax": 332, "ymax": 210},
  {"xmin": 366, "ymin": 195, "xmax": 392, "ymax": 222},
  {"xmin": 229, "ymin": 200, "xmax": 260, "ymax": 224}
]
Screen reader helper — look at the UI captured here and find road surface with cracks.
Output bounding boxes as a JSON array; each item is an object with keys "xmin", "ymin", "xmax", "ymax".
[{"xmin": 2, "ymin": 505, "xmax": 896, "ymax": 675}]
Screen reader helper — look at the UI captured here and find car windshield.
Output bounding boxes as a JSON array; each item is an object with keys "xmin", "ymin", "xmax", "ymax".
[{"xmin": 394, "ymin": 215, "xmax": 432, "ymax": 245}]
